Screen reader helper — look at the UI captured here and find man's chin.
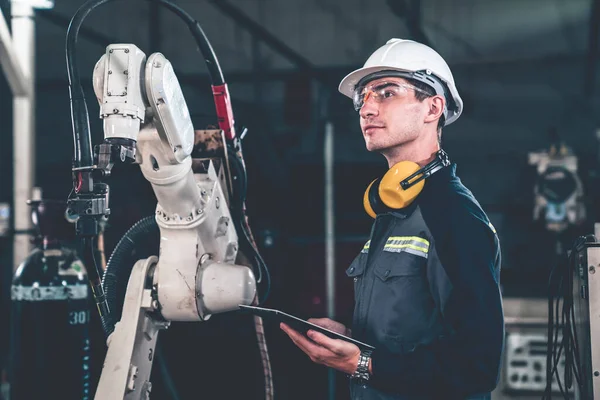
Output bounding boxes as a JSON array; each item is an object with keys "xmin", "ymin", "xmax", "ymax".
[{"xmin": 365, "ymin": 142, "xmax": 384, "ymax": 152}]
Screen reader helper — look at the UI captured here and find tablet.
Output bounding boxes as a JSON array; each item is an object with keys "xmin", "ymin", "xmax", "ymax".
[{"xmin": 239, "ymin": 305, "xmax": 375, "ymax": 351}]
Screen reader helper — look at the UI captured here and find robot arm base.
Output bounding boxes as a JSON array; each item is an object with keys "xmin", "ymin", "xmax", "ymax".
[{"xmin": 95, "ymin": 257, "xmax": 169, "ymax": 400}]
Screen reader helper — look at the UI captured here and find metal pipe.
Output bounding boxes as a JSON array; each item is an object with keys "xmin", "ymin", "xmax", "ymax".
[
  {"xmin": 324, "ymin": 120, "xmax": 336, "ymax": 400},
  {"xmin": 0, "ymin": 9, "xmax": 28, "ymax": 96},
  {"xmin": 11, "ymin": 1, "xmax": 35, "ymax": 272}
]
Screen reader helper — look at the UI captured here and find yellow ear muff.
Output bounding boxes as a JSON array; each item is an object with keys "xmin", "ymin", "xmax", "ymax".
[
  {"xmin": 363, "ymin": 150, "xmax": 450, "ymax": 218},
  {"xmin": 363, "ymin": 180, "xmax": 378, "ymax": 219},
  {"xmin": 363, "ymin": 161, "xmax": 427, "ymax": 218},
  {"xmin": 379, "ymin": 161, "xmax": 425, "ymax": 209}
]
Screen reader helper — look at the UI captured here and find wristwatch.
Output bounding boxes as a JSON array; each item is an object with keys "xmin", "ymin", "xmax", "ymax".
[{"xmin": 351, "ymin": 350, "xmax": 372, "ymax": 383}]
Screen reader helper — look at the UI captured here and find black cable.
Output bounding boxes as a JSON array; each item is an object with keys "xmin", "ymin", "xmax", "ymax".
[
  {"xmin": 79, "ymin": 236, "xmax": 114, "ymax": 338},
  {"xmin": 226, "ymin": 143, "xmax": 271, "ymax": 304},
  {"xmin": 544, "ymin": 236, "xmax": 589, "ymax": 400},
  {"xmin": 544, "ymin": 261, "xmax": 558, "ymax": 399},
  {"xmin": 149, "ymin": 0, "xmax": 224, "ymax": 85},
  {"xmin": 102, "ymin": 215, "xmax": 158, "ymax": 330},
  {"xmin": 66, "ymin": 0, "xmax": 114, "ymax": 170}
]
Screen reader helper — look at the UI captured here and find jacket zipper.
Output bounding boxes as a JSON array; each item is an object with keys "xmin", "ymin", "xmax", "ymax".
[
  {"xmin": 352, "ymin": 216, "xmax": 380, "ymax": 340},
  {"xmin": 357, "ymin": 215, "xmax": 397, "ymax": 339}
]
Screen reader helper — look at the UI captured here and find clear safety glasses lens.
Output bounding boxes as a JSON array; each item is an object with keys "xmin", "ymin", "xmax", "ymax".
[{"xmin": 352, "ymin": 82, "xmax": 429, "ymax": 111}]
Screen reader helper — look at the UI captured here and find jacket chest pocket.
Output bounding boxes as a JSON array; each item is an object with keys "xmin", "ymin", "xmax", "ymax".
[
  {"xmin": 374, "ymin": 235, "xmax": 429, "ymax": 282},
  {"xmin": 345, "ymin": 254, "xmax": 366, "ymax": 303},
  {"xmin": 370, "ymin": 250, "xmax": 432, "ymax": 342}
]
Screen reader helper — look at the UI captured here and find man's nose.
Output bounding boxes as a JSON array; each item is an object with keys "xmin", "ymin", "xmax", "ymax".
[{"xmin": 360, "ymin": 94, "xmax": 379, "ymax": 118}]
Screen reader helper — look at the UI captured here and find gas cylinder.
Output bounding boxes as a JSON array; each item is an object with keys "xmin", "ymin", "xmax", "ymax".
[{"xmin": 9, "ymin": 199, "xmax": 91, "ymax": 400}]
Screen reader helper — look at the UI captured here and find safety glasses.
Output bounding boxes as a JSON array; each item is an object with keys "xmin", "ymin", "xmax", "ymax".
[{"xmin": 352, "ymin": 81, "xmax": 430, "ymax": 111}]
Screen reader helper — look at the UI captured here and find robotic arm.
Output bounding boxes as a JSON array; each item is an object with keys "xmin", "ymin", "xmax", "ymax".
[
  {"xmin": 63, "ymin": 2, "xmax": 271, "ymax": 399},
  {"xmin": 92, "ymin": 43, "xmax": 254, "ymax": 321},
  {"xmin": 89, "ymin": 43, "xmax": 256, "ymax": 400}
]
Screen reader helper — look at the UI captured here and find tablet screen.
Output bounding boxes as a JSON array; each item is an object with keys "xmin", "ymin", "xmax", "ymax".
[{"xmin": 239, "ymin": 305, "xmax": 375, "ymax": 351}]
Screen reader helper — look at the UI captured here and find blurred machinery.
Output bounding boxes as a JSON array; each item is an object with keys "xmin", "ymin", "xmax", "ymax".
[
  {"xmin": 528, "ymin": 139, "xmax": 586, "ymax": 238},
  {"xmin": 62, "ymin": 1, "xmax": 272, "ymax": 399},
  {"xmin": 495, "ymin": 132, "xmax": 588, "ymax": 399},
  {"xmin": 9, "ymin": 198, "xmax": 90, "ymax": 400}
]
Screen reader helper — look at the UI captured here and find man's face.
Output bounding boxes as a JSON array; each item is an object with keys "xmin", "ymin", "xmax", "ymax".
[{"xmin": 357, "ymin": 77, "xmax": 431, "ymax": 153}]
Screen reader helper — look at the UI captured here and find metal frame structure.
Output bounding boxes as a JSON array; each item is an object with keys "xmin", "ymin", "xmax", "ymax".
[
  {"xmin": 0, "ymin": 0, "xmax": 48, "ymax": 272},
  {"xmin": 572, "ymin": 225, "xmax": 600, "ymax": 400}
]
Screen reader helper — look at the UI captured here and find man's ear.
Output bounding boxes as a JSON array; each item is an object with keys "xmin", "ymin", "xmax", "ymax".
[{"xmin": 424, "ymin": 95, "xmax": 445, "ymax": 124}]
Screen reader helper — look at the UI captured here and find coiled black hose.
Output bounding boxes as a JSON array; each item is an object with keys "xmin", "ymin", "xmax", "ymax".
[{"xmin": 102, "ymin": 215, "xmax": 158, "ymax": 335}]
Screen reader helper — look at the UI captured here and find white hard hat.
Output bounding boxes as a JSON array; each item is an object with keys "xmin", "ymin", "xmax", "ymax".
[{"xmin": 338, "ymin": 38, "xmax": 463, "ymax": 126}]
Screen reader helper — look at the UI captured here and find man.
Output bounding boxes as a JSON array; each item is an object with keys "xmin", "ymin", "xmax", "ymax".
[{"xmin": 280, "ymin": 38, "xmax": 504, "ymax": 399}]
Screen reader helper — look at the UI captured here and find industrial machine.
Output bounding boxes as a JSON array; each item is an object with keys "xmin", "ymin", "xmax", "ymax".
[
  {"xmin": 64, "ymin": 1, "xmax": 272, "ymax": 399},
  {"xmin": 543, "ymin": 227, "xmax": 600, "ymax": 400},
  {"xmin": 570, "ymin": 231, "xmax": 600, "ymax": 400},
  {"xmin": 10, "ymin": 199, "xmax": 90, "ymax": 400}
]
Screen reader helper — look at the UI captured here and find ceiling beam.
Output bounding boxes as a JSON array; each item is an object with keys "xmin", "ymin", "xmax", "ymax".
[
  {"xmin": 207, "ymin": 0, "xmax": 314, "ymax": 72},
  {"xmin": 584, "ymin": 0, "xmax": 600, "ymax": 97},
  {"xmin": 37, "ymin": 9, "xmax": 116, "ymax": 48}
]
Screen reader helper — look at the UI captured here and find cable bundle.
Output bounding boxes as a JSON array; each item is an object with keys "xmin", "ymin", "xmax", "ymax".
[{"xmin": 543, "ymin": 235, "xmax": 594, "ymax": 399}]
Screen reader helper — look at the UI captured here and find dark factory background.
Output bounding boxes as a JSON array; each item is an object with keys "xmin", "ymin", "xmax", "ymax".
[{"xmin": 2, "ymin": 0, "xmax": 600, "ymax": 399}]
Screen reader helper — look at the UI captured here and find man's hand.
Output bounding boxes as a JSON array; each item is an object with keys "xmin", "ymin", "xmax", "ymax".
[
  {"xmin": 280, "ymin": 322, "xmax": 360, "ymax": 375},
  {"xmin": 307, "ymin": 318, "xmax": 351, "ymax": 337}
]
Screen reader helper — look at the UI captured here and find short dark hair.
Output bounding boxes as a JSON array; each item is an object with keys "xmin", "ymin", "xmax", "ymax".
[{"xmin": 407, "ymin": 79, "xmax": 444, "ymax": 145}]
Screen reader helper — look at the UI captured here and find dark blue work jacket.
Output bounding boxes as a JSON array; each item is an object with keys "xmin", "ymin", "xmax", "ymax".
[{"xmin": 346, "ymin": 164, "xmax": 504, "ymax": 400}]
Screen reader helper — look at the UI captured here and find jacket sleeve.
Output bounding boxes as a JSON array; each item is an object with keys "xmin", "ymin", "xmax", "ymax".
[{"xmin": 368, "ymin": 203, "xmax": 504, "ymax": 397}]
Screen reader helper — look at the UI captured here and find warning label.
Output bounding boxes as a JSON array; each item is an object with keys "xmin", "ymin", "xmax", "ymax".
[{"xmin": 11, "ymin": 284, "xmax": 88, "ymax": 301}]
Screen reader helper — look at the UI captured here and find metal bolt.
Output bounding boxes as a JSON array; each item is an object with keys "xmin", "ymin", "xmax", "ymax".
[
  {"xmin": 595, "ymin": 371, "xmax": 599, "ymax": 377},
  {"xmin": 113, "ymin": 109, "xmax": 119, "ymax": 114},
  {"xmin": 201, "ymin": 189, "xmax": 207, "ymax": 197},
  {"xmin": 107, "ymin": 92, "xmax": 112, "ymax": 96},
  {"xmin": 216, "ymin": 197, "xmax": 220, "ymax": 209},
  {"xmin": 590, "ymin": 266, "xmax": 596, "ymax": 275},
  {"xmin": 196, "ymin": 208, "xmax": 203, "ymax": 214},
  {"xmin": 186, "ymin": 216, "xmax": 193, "ymax": 221},
  {"xmin": 108, "ymin": 70, "xmax": 112, "ymax": 75},
  {"xmin": 148, "ymin": 348, "xmax": 153, "ymax": 361},
  {"xmin": 109, "ymin": 49, "xmax": 113, "ymax": 53},
  {"xmin": 124, "ymin": 70, "xmax": 128, "ymax": 75},
  {"xmin": 124, "ymin": 49, "xmax": 129, "ymax": 53},
  {"xmin": 122, "ymin": 92, "xmax": 127, "ymax": 96}
]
